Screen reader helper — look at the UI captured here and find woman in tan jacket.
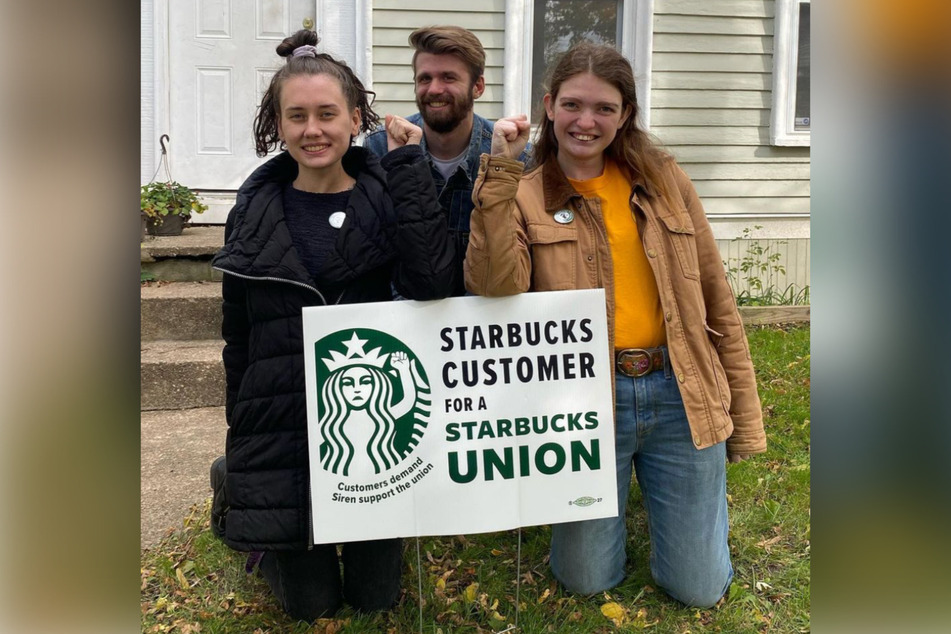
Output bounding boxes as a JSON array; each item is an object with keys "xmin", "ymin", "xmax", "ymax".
[{"xmin": 464, "ymin": 42, "xmax": 765, "ymax": 607}]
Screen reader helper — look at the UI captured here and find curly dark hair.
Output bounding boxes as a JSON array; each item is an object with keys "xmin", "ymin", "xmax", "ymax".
[{"xmin": 252, "ymin": 30, "xmax": 380, "ymax": 157}]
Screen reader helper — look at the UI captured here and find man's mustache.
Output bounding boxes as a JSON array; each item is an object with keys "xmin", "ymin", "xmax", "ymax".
[{"xmin": 423, "ymin": 96, "xmax": 455, "ymax": 105}]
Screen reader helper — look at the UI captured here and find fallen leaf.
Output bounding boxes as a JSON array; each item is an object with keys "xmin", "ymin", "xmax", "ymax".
[
  {"xmin": 601, "ymin": 601, "xmax": 628, "ymax": 627},
  {"xmin": 464, "ymin": 582, "xmax": 479, "ymax": 603},
  {"xmin": 175, "ymin": 568, "xmax": 189, "ymax": 590},
  {"xmin": 756, "ymin": 535, "xmax": 783, "ymax": 551},
  {"xmin": 537, "ymin": 588, "xmax": 551, "ymax": 604},
  {"xmin": 490, "ymin": 549, "xmax": 503, "ymax": 556},
  {"xmin": 755, "ymin": 581, "xmax": 773, "ymax": 592}
]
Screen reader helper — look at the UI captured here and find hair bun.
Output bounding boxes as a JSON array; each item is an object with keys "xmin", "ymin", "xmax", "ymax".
[{"xmin": 276, "ymin": 29, "xmax": 320, "ymax": 58}]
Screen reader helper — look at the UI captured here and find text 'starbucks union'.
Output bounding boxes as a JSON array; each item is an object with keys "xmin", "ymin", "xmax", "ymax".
[{"xmin": 438, "ymin": 318, "xmax": 603, "ymax": 484}]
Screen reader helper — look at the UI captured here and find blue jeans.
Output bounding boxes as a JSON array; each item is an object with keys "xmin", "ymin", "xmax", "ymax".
[{"xmin": 550, "ymin": 353, "xmax": 732, "ymax": 607}]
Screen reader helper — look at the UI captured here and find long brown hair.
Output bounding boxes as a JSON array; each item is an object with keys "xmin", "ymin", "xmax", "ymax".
[
  {"xmin": 253, "ymin": 30, "xmax": 380, "ymax": 157},
  {"xmin": 531, "ymin": 42, "xmax": 670, "ymax": 197}
]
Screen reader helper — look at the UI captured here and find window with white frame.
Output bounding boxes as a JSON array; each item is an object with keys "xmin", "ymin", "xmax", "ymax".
[
  {"xmin": 503, "ymin": 0, "xmax": 653, "ymax": 128},
  {"xmin": 771, "ymin": 0, "xmax": 811, "ymax": 146}
]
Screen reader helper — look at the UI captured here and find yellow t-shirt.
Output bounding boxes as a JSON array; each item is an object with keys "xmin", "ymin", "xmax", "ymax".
[{"xmin": 569, "ymin": 160, "xmax": 666, "ymax": 349}]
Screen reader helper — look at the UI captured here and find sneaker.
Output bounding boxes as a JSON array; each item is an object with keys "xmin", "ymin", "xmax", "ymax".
[{"xmin": 210, "ymin": 455, "xmax": 228, "ymax": 539}]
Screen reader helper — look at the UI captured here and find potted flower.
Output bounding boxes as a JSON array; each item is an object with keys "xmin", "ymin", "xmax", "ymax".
[{"xmin": 141, "ymin": 181, "xmax": 207, "ymax": 237}]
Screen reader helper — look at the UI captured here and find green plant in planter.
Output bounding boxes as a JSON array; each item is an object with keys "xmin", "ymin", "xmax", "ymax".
[
  {"xmin": 141, "ymin": 181, "xmax": 207, "ymax": 222},
  {"xmin": 722, "ymin": 225, "xmax": 810, "ymax": 306}
]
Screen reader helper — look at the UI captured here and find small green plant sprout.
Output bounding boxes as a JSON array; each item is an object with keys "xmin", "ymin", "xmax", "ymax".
[
  {"xmin": 141, "ymin": 181, "xmax": 207, "ymax": 221},
  {"xmin": 723, "ymin": 226, "xmax": 810, "ymax": 306}
]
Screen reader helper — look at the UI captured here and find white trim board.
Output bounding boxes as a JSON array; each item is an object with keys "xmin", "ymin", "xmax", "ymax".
[
  {"xmin": 504, "ymin": 0, "xmax": 653, "ymax": 128},
  {"xmin": 141, "ymin": 0, "xmax": 171, "ymax": 185},
  {"xmin": 770, "ymin": 0, "xmax": 810, "ymax": 146}
]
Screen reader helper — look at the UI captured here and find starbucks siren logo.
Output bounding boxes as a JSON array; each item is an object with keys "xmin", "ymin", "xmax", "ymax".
[{"xmin": 315, "ymin": 329, "xmax": 430, "ymax": 477}]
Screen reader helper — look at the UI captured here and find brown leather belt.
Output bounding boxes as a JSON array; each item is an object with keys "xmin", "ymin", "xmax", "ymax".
[{"xmin": 615, "ymin": 347, "xmax": 666, "ymax": 378}]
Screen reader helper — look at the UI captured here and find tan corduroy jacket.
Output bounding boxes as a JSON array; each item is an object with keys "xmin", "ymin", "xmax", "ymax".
[{"xmin": 464, "ymin": 154, "xmax": 766, "ymax": 455}]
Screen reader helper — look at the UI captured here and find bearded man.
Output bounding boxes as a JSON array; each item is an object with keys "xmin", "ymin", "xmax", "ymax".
[{"xmin": 364, "ymin": 25, "xmax": 529, "ymax": 297}]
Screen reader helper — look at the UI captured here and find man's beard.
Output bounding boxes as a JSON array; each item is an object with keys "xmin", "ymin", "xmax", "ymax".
[{"xmin": 417, "ymin": 91, "xmax": 474, "ymax": 134}]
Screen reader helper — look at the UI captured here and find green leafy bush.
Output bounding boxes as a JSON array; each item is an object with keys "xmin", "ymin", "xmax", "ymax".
[
  {"xmin": 724, "ymin": 226, "xmax": 810, "ymax": 306},
  {"xmin": 141, "ymin": 181, "xmax": 207, "ymax": 221}
]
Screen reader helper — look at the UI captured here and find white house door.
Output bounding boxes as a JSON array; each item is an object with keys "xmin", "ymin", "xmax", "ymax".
[{"xmin": 167, "ymin": 0, "xmax": 318, "ymax": 191}]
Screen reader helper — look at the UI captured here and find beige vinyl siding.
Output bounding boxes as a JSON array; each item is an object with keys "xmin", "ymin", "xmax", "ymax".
[
  {"xmin": 653, "ymin": 0, "xmax": 810, "ymax": 295},
  {"xmin": 371, "ymin": 0, "xmax": 506, "ymax": 119},
  {"xmin": 660, "ymin": 0, "xmax": 778, "ymax": 18}
]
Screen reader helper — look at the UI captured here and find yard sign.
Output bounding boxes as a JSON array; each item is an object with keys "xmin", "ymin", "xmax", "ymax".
[{"xmin": 303, "ymin": 289, "xmax": 617, "ymax": 544}]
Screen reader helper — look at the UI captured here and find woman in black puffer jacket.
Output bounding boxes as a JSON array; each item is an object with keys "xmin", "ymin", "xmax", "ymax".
[{"xmin": 210, "ymin": 29, "xmax": 454, "ymax": 622}]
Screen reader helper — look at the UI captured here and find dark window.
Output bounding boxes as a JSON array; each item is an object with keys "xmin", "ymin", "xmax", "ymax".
[
  {"xmin": 530, "ymin": 0, "xmax": 623, "ymax": 121},
  {"xmin": 794, "ymin": 2, "xmax": 810, "ymax": 130}
]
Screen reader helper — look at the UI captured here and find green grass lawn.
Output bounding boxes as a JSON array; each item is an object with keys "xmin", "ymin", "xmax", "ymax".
[{"xmin": 142, "ymin": 324, "xmax": 810, "ymax": 633}]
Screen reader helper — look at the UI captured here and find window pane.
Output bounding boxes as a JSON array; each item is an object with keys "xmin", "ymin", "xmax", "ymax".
[
  {"xmin": 531, "ymin": 0, "xmax": 621, "ymax": 122},
  {"xmin": 794, "ymin": 2, "xmax": 810, "ymax": 130}
]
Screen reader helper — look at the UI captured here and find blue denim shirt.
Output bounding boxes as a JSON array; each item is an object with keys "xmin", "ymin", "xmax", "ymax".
[{"xmin": 364, "ymin": 112, "xmax": 530, "ymax": 296}]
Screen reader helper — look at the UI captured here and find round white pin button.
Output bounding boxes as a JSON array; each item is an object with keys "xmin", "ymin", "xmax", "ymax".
[
  {"xmin": 328, "ymin": 212, "xmax": 346, "ymax": 229},
  {"xmin": 554, "ymin": 209, "xmax": 574, "ymax": 224}
]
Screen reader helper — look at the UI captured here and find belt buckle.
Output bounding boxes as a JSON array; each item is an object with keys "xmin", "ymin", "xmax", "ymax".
[{"xmin": 617, "ymin": 348, "xmax": 653, "ymax": 378}]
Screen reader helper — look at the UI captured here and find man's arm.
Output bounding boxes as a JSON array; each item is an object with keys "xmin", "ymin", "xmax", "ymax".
[{"xmin": 362, "ymin": 124, "xmax": 391, "ymax": 159}]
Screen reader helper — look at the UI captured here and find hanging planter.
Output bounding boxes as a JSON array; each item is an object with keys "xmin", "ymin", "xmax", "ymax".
[
  {"xmin": 145, "ymin": 211, "xmax": 186, "ymax": 236},
  {"xmin": 142, "ymin": 135, "xmax": 206, "ymax": 238},
  {"xmin": 141, "ymin": 181, "xmax": 207, "ymax": 237}
]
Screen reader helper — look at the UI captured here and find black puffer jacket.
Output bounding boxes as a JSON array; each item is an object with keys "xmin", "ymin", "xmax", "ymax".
[{"xmin": 212, "ymin": 145, "xmax": 454, "ymax": 551}]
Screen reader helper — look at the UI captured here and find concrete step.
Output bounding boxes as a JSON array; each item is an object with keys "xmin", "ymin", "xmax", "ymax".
[
  {"xmin": 141, "ymin": 281, "xmax": 221, "ymax": 341},
  {"xmin": 141, "ymin": 339, "xmax": 225, "ymax": 411},
  {"xmin": 141, "ymin": 225, "xmax": 224, "ymax": 282}
]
